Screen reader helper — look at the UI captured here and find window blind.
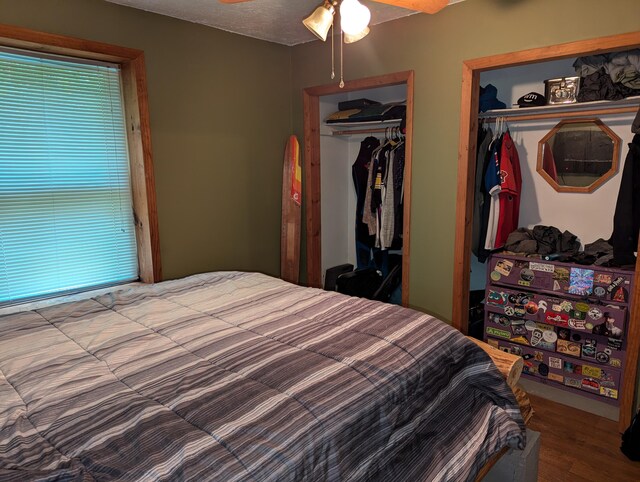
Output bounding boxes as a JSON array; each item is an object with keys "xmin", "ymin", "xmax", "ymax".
[{"xmin": 0, "ymin": 49, "xmax": 138, "ymax": 305}]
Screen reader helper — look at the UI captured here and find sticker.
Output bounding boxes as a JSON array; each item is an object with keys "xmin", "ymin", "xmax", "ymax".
[
  {"xmin": 557, "ymin": 328, "xmax": 571, "ymax": 340},
  {"xmin": 571, "ymin": 333, "xmax": 582, "ymax": 342},
  {"xmin": 588, "ymin": 307, "xmax": 602, "ymax": 320},
  {"xmin": 575, "ymin": 302, "xmax": 590, "ymax": 313},
  {"xmin": 582, "ymin": 378, "xmax": 600, "ymax": 391},
  {"xmin": 595, "ymin": 273, "xmax": 612, "ymax": 284},
  {"xmin": 569, "ymin": 268, "xmax": 595, "ymax": 296},
  {"xmin": 593, "ymin": 286, "xmax": 607, "ymax": 297},
  {"xmin": 553, "ymin": 268, "xmax": 570, "ymax": 281},
  {"xmin": 607, "ymin": 276, "xmax": 625, "ymax": 293},
  {"xmin": 537, "ymin": 300, "xmax": 548, "ymax": 312},
  {"xmin": 510, "ymin": 345, "xmax": 523, "ymax": 356},
  {"xmin": 569, "ymin": 319, "xmax": 586, "ymax": 330},
  {"xmin": 557, "ymin": 339, "xmax": 581, "ymax": 357},
  {"xmin": 525, "ymin": 320, "xmax": 538, "ymax": 331},
  {"xmin": 495, "ymin": 260, "xmax": 514, "ymax": 276},
  {"xmin": 530, "ymin": 329, "xmax": 544, "ymax": 347},
  {"xmin": 571, "ymin": 309, "xmax": 586, "ymax": 320},
  {"xmin": 520, "ymin": 268, "xmax": 535, "ymax": 282},
  {"xmin": 613, "ymin": 286, "xmax": 628, "ymax": 303},
  {"xmin": 548, "ymin": 357, "xmax": 562, "ymax": 369},
  {"xmin": 548, "ymin": 373, "xmax": 564, "ymax": 383},
  {"xmin": 486, "ymin": 291, "xmax": 508, "ymax": 306},
  {"xmin": 486, "ymin": 327, "xmax": 511, "ymax": 339},
  {"xmin": 543, "ymin": 330, "xmax": 558, "ymax": 343},
  {"xmin": 504, "ymin": 306, "xmax": 515, "ymax": 316},
  {"xmin": 511, "ymin": 322, "xmax": 527, "ymax": 336},
  {"xmin": 538, "ymin": 363, "xmax": 549, "ymax": 377},
  {"xmin": 545, "ymin": 313, "xmax": 569, "ymax": 327},
  {"xmin": 522, "ymin": 353, "xmax": 534, "ymax": 361},
  {"xmin": 604, "ymin": 348, "xmax": 612, "ymax": 355},
  {"xmin": 600, "ymin": 387, "xmax": 618, "ymax": 399},
  {"xmin": 561, "ymin": 301, "xmax": 573, "ymax": 313},
  {"xmin": 610, "ymin": 358, "xmax": 622, "ymax": 368},
  {"xmin": 553, "ymin": 280, "xmax": 562, "ymax": 291},
  {"xmin": 513, "ymin": 307, "xmax": 526, "ymax": 317},
  {"xmin": 585, "ymin": 322, "xmax": 594, "ymax": 330},
  {"xmin": 534, "ymin": 351, "xmax": 544, "ymax": 362},
  {"xmin": 596, "ymin": 352, "xmax": 610, "ymax": 364},
  {"xmin": 530, "ymin": 262, "xmax": 555, "ymax": 273},
  {"xmin": 490, "ymin": 271, "xmax": 502, "ymax": 281},
  {"xmin": 552, "ymin": 304, "xmax": 563, "ymax": 313},
  {"xmin": 489, "ymin": 313, "xmax": 510, "ymax": 327},
  {"xmin": 582, "ymin": 365, "xmax": 603, "ymax": 379},
  {"xmin": 487, "ymin": 338, "xmax": 499, "ymax": 348},
  {"xmin": 510, "ymin": 335, "xmax": 530, "ymax": 346},
  {"xmin": 525, "ymin": 301, "xmax": 539, "ymax": 315},
  {"xmin": 607, "ymin": 339, "xmax": 623, "ymax": 351},
  {"xmin": 508, "ymin": 294, "xmax": 518, "ymax": 304},
  {"xmin": 565, "ymin": 378, "xmax": 582, "ymax": 388},
  {"xmin": 518, "ymin": 280, "xmax": 531, "ymax": 287},
  {"xmin": 582, "ymin": 340, "xmax": 596, "ymax": 359},
  {"xmin": 564, "ymin": 361, "xmax": 581, "ymax": 374}
]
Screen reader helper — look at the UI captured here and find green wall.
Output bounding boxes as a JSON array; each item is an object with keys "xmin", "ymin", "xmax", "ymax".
[
  {"xmin": 0, "ymin": 0, "xmax": 292, "ymax": 281},
  {"xmin": 291, "ymin": 0, "xmax": 640, "ymax": 321}
]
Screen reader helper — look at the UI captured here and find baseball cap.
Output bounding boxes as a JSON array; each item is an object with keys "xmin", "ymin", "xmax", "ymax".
[{"xmin": 517, "ymin": 92, "xmax": 546, "ymax": 108}]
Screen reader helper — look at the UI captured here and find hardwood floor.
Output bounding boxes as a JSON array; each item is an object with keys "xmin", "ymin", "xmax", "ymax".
[{"xmin": 527, "ymin": 394, "xmax": 640, "ymax": 481}]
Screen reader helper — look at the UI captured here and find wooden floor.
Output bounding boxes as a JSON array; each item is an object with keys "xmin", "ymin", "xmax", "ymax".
[{"xmin": 528, "ymin": 394, "xmax": 640, "ymax": 481}]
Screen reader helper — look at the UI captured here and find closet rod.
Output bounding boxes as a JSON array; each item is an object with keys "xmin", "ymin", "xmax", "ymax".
[
  {"xmin": 330, "ymin": 127, "xmax": 389, "ymax": 136},
  {"xmin": 480, "ymin": 105, "xmax": 638, "ymax": 123}
]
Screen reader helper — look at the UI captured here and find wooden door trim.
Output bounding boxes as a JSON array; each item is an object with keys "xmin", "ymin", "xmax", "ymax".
[
  {"xmin": 303, "ymin": 70, "xmax": 414, "ymax": 306},
  {"xmin": 453, "ymin": 30, "xmax": 640, "ymax": 433}
]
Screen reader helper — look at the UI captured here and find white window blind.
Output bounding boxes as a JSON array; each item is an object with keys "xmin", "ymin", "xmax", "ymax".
[{"xmin": 0, "ymin": 48, "xmax": 138, "ymax": 305}]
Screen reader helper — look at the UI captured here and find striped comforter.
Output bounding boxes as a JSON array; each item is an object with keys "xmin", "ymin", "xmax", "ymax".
[{"xmin": 0, "ymin": 272, "xmax": 525, "ymax": 481}]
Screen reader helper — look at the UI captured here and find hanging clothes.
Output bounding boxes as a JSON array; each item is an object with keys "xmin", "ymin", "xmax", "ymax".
[
  {"xmin": 472, "ymin": 124, "xmax": 493, "ymax": 259},
  {"xmin": 353, "ymin": 136, "xmax": 380, "ymax": 268},
  {"xmin": 484, "ymin": 135, "xmax": 502, "ymax": 251},
  {"xmin": 611, "ymin": 133, "xmax": 640, "ymax": 266},
  {"xmin": 494, "ymin": 129, "xmax": 522, "ymax": 249}
]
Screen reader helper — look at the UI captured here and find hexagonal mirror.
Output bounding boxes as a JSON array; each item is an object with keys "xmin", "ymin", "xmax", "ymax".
[{"xmin": 537, "ymin": 118, "xmax": 621, "ymax": 193}]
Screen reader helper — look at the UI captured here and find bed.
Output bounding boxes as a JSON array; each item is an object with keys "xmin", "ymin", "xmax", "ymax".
[{"xmin": 0, "ymin": 272, "xmax": 525, "ymax": 481}]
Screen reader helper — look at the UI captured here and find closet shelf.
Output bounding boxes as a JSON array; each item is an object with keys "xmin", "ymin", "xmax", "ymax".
[
  {"xmin": 324, "ymin": 118, "xmax": 402, "ymax": 136},
  {"xmin": 478, "ymin": 95, "xmax": 640, "ymax": 122}
]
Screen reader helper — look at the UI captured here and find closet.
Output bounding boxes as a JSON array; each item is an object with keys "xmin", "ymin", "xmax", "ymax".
[
  {"xmin": 303, "ymin": 71, "xmax": 414, "ymax": 306},
  {"xmin": 452, "ymin": 32, "xmax": 640, "ymax": 433}
]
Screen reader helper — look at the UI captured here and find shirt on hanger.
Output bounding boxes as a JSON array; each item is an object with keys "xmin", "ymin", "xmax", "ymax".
[
  {"xmin": 484, "ymin": 137, "xmax": 502, "ymax": 251},
  {"xmin": 495, "ymin": 130, "xmax": 522, "ymax": 248}
]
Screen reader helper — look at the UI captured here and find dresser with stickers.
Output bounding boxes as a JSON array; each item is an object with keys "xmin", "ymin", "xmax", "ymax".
[{"xmin": 483, "ymin": 253, "xmax": 634, "ymax": 405}]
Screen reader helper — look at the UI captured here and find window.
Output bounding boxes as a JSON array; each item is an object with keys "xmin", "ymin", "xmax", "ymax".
[{"xmin": 0, "ymin": 47, "xmax": 144, "ymax": 304}]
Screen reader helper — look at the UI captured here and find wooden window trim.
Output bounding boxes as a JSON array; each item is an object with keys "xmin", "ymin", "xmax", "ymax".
[{"xmin": 0, "ymin": 23, "xmax": 161, "ymax": 283}]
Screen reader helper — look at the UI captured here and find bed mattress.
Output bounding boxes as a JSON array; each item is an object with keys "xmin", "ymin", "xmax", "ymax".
[{"xmin": 0, "ymin": 272, "xmax": 525, "ymax": 481}]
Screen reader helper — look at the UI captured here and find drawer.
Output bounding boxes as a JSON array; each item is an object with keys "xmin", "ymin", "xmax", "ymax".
[
  {"xmin": 484, "ymin": 311, "xmax": 625, "ymax": 369},
  {"xmin": 485, "ymin": 286, "xmax": 626, "ymax": 339},
  {"xmin": 486, "ymin": 337, "xmax": 622, "ymax": 401},
  {"xmin": 488, "ymin": 255, "xmax": 633, "ymax": 303}
]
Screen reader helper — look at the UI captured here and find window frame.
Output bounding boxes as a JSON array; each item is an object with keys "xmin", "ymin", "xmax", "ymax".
[{"xmin": 0, "ymin": 23, "xmax": 161, "ymax": 284}]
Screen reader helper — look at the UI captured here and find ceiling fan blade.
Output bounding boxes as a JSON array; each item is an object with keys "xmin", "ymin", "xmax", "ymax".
[{"xmin": 371, "ymin": 0, "xmax": 449, "ymax": 14}]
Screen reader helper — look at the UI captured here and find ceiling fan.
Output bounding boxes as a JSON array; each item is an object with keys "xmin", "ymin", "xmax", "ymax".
[{"xmin": 219, "ymin": 0, "xmax": 449, "ymax": 87}]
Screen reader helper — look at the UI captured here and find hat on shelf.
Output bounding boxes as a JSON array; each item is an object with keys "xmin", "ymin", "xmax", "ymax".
[
  {"xmin": 517, "ymin": 92, "xmax": 546, "ymax": 108},
  {"xmin": 479, "ymin": 84, "xmax": 507, "ymax": 112}
]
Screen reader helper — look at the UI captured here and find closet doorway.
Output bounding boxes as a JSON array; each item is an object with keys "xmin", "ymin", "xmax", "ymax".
[
  {"xmin": 452, "ymin": 31, "xmax": 640, "ymax": 432},
  {"xmin": 303, "ymin": 71, "xmax": 414, "ymax": 306}
]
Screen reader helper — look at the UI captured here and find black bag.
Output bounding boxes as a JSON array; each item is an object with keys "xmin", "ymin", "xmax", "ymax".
[{"xmin": 621, "ymin": 410, "xmax": 640, "ymax": 461}]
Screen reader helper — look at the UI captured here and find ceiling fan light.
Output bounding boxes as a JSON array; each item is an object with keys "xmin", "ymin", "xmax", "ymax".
[
  {"xmin": 303, "ymin": 1, "xmax": 336, "ymax": 42},
  {"xmin": 340, "ymin": 0, "xmax": 371, "ymax": 36},
  {"xmin": 344, "ymin": 26, "xmax": 369, "ymax": 44}
]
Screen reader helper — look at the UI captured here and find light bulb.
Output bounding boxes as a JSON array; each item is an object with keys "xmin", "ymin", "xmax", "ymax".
[{"xmin": 340, "ymin": 0, "xmax": 370, "ymax": 36}]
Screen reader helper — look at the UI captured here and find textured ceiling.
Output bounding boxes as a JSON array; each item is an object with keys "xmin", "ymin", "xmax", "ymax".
[{"xmin": 104, "ymin": 0, "xmax": 462, "ymax": 46}]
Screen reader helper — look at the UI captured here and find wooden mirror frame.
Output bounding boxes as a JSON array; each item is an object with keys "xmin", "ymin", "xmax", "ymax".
[
  {"xmin": 452, "ymin": 31, "xmax": 640, "ymax": 433},
  {"xmin": 537, "ymin": 118, "xmax": 621, "ymax": 193}
]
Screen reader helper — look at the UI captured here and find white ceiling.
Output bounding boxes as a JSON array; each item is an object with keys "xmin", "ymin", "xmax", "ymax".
[{"xmin": 104, "ymin": 0, "xmax": 463, "ymax": 46}]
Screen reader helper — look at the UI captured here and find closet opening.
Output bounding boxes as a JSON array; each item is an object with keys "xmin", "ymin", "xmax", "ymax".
[
  {"xmin": 303, "ymin": 71, "xmax": 414, "ymax": 306},
  {"xmin": 453, "ymin": 31, "xmax": 640, "ymax": 433}
]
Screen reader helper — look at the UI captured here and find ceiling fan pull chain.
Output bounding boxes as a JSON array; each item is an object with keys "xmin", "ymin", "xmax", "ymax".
[
  {"xmin": 330, "ymin": 23, "xmax": 335, "ymax": 80},
  {"xmin": 339, "ymin": 27, "xmax": 344, "ymax": 88}
]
